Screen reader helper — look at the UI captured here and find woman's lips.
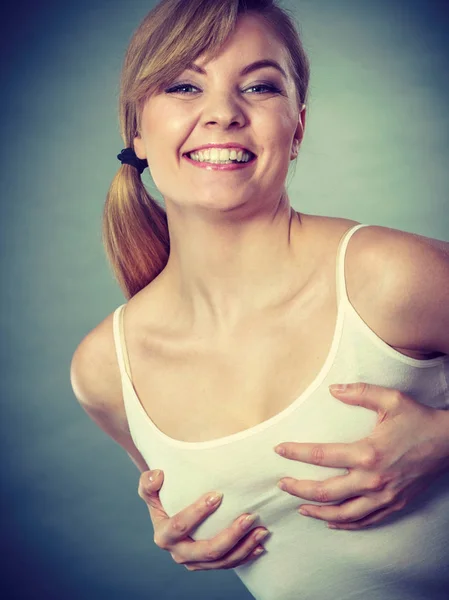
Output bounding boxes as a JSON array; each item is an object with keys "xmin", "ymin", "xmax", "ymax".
[{"xmin": 183, "ymin": 154, "xmax": 257, "ymax": 171}]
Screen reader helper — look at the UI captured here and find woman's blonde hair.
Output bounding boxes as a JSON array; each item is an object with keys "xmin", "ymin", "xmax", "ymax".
[{"xmin": 103, "ymin": 0, "xmax": 310, "ymax": 299}]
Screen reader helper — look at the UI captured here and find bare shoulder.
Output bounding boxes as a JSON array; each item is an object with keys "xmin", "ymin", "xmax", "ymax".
[
  {"xmin": 345, "ymin": 224, "xmax": 449, "ymax": 356},
  {"xmin": 301, "ymin": 212, "xmax": 359, "ymax": 234},
  {"xmin": 345, "ymin": 223, "xmax": 449, "ymax": 299},
  {"xmin": 70, "ymin": 308, "xmax": 149, "ymax": 471},
  {"xmin": 346, "ymin": 223, "xmax": 449, "ymax": 261},
  {"xmin": 299, "ymin": 212, "xmax": 361, "ymax": 257},
  {"xmin": 70, "ymin": 310, "xmax": 124, "ymax": 417}
]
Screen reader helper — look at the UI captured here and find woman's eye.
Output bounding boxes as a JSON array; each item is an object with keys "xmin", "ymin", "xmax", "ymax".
[
  {"xmin": 165, "ymin": 83, "xmax": 282, "ymax": 96},
  {"xmin": 244, "ymin": 84, "xmax": 282, "ymax": 94},
  {"xmin": 165, "ymin": 84, "xmax": 200, "ymax": 94}
]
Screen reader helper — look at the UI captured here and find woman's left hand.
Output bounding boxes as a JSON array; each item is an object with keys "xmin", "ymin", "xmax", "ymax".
[{"xmin": 274, "ymin": 382, "xmax": 449, "ymax": 529}]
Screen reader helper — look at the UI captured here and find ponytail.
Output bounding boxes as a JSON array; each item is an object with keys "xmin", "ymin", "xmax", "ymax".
[{"xmin": 102, "ymin": 164, "xmax": 169, "ymax": 299}]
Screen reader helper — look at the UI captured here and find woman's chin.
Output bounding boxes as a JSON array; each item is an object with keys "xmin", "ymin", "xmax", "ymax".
[{"xmin": 190, "ymin": 193, "xmax": 256, "ymax": 212}]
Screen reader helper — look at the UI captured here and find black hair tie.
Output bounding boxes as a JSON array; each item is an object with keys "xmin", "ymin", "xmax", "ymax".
[{"xmin": 117, "ymin": 148, "xmax": 148, "ymax": 175}]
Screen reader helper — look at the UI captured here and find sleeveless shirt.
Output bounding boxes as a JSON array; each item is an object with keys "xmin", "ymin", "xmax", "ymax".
[{"xmin": 112, "ymin": 224, "xmax": 449, "ymax": 600}]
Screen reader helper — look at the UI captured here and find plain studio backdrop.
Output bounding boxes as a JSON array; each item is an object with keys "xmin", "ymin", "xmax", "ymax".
[{"xmin": 1, "ymin": 0, "xmax": 448, "ymax": 598}]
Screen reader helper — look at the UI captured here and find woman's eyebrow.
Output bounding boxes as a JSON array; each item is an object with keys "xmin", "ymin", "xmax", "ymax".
[{"xmin": 186, "ymin": 59, "xmax": 288, "ymax": 79}]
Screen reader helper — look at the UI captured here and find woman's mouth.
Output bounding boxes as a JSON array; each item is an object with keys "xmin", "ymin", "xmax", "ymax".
[{"xmin": 183, "ymin": 147, "xmax": 257, "ymax": 170}]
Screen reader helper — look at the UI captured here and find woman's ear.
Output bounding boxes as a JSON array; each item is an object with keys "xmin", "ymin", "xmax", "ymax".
[
  {"xmin": 299, "ymin": 103, "xmax": 306, "ymax": 131},
  {"xmin": 133, "ymin": 133, "xmax": 147, "ymax": 160},
  {"xmin": 291, "ymin": 138, "xmax": 300, "ymax": 160},
  {"xmin": 291, "ymin": 104, "xmax": 306, "ymax": 159}
]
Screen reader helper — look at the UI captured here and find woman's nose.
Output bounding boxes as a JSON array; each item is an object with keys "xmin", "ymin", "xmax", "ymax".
[{"xmin": 200, "ymin": 92, "xmax": 247, "ymax": 129}]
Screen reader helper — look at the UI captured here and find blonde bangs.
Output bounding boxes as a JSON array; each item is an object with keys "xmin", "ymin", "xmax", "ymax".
[{"xmin": 120, "ymin": 0, "xmax": 240, "ymax": 135}]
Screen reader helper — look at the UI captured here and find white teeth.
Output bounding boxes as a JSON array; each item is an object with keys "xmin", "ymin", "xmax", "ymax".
[{"xmin": 187, "ymin": 147, "xmax": 253, "ymax": 164}]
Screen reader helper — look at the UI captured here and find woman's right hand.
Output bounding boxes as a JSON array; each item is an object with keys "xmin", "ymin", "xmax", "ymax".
[{"xmin": 138, "ymin": 469, "xmax": 270, "ymax": 571}]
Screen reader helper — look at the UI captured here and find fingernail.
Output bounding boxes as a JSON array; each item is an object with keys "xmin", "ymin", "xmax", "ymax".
[
  {"xmin": 241, "ymin": 514, "xmax": 258, "ymax": 529},
  {"xmin": 277, "ymin": 480, "xmax": 287, "ymax": 491},
  {"xmin": 298, "ymin": 508, "xmax": 309, "ymax": 516},
  {"xmin": 149, "ymin": 469, "xmax": 161, "ymax": 482},
  {"xmin": 328, "ymin": 523, "xmax": 337, "ymax": 529},
  {"xmin": 255, "ymin": 530, "xmax": 269, "ymax": 542},
  {"xmin": 206, "ymin": 492, "xmax": 223, "ymax": 506},
  {"xmin": 329, "ymin": 384, "xmax": 347, "ymax": 392},
  {"xmin": 274, "ymin": 445, "xmax": 286, "ymax": 456}
]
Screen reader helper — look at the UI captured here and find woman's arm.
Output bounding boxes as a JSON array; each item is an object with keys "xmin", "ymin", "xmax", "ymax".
[
  {"xmin": 70, "ymin": 324, "xmax": 149, "ymax": 472},
  {"xmin": 274, "ymin": 225, "xmax": 449, "ymax": 529}
]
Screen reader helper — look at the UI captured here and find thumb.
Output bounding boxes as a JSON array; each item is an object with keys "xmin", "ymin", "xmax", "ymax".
[
  {"xmin": 329, "ymin": 382, "xmax": 401, "ymax": 416},
  {"xmin": 138, "ymin": 469, "xmax": 167, "ymax": 526}
]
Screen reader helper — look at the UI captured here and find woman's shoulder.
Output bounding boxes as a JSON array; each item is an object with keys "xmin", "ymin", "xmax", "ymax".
[
  {"xmin": 70, "ymin": 308, "xmax": 128, "ymax": 432},
  {"xmin": 303, "ymin": 214, "xmax": 448, "ymax": 358},
  {"xmin": 304, "ymin": 213, "xmax": 448, "ymax": 292},
  {"xmin": 342, "ymin": 221, "xmax": 449, "ymax": 302},
  {"xmin": 70, "ymin": 308, "xmax": 149, "ymax": 470},
  {"xmin": 300, "ymin": 212, "xmax": 359, "ymax": 234},
  {"xmin": 341, "ymin": 220, "xmax": 449, "ymax": 358}
]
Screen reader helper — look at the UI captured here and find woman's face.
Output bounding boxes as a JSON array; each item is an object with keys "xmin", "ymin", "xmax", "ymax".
[{"xmin": 134, "ymin": 13, "xmax": 306, "ymax": 212}]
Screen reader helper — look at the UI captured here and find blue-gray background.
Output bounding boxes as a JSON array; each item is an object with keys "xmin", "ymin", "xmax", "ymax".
[{"xmin": 1, "ymin": 0, "xmax": 448, "ymax": 598}]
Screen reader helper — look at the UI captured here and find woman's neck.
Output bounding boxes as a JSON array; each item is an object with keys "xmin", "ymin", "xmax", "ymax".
[{"xmin": 161, "ymin": 203, "xmax": 312, "ymax": 336}]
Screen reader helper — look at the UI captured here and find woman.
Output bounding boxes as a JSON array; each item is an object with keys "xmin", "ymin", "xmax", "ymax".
[{"xmin": 70, "ymin": 0, "xmax": 449, "ymax": 598}]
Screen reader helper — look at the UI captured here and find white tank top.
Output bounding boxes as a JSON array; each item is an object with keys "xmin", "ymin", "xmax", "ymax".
[{"xmin": 112, "ymin": 224, "xmax": 449, "ymax": 600}]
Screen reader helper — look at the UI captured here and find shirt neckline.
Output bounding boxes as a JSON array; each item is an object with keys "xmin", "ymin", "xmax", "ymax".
[{"xmin": 118, "ymin": 297, "xmax": 346, "ymax": 450}]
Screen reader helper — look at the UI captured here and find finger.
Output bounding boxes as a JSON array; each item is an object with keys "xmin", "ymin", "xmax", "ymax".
[
  {"xmin": 278, "ymin": 473, "xmax": 353, "ymax": 503},
  {"xmin": 275, "ymin": 440, "xmax": 374, "ymax": 469},
  {"xmin": 278, "ymin": 471, "xmax": 384, "ymax": 503},
  {"xmin": 298, "ymin": 494, "xmax": 388, "ymax": 524},
  {"xmin": 156, "ymin": 491, "xmax": 225, "ymax": 549},
  {"xmin": 181, "ymin": 526, "xmax": 270, "ymax": 571},
  {"xmin": 328, "ymin": 500, "xmax": 407, "ymax": 530},
  {"xmin": 184, "ymin": 542, "xmax": 266, "ymax": 571},
  {"xmin": 138, "ymin": 470, "xmax": 168, "ymax": 528},
  {"xmin": 138, "ymin": 470, "xmax": 163, "ymax": 500},
  {"xmin": 329, "ymin": 382, "xmax": 406, "ymax": 416},
  {"xmin": 172, "ymin": 512, "xmax": 268, "ymax": 563}
]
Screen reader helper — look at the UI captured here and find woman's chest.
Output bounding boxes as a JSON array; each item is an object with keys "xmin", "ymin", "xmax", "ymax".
[{"xmin": 127, "ymin": 297, "xmax": 338, "ymax": 443}]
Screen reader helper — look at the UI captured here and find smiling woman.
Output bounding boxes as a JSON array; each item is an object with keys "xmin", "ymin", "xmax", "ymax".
[
  {"xmin": 70, "ymin": 1, "xmax": 449, "ymax": 599},
  {"xmin": 101, "ymin": 0, "xmax": 309, "ymax": 299}
]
